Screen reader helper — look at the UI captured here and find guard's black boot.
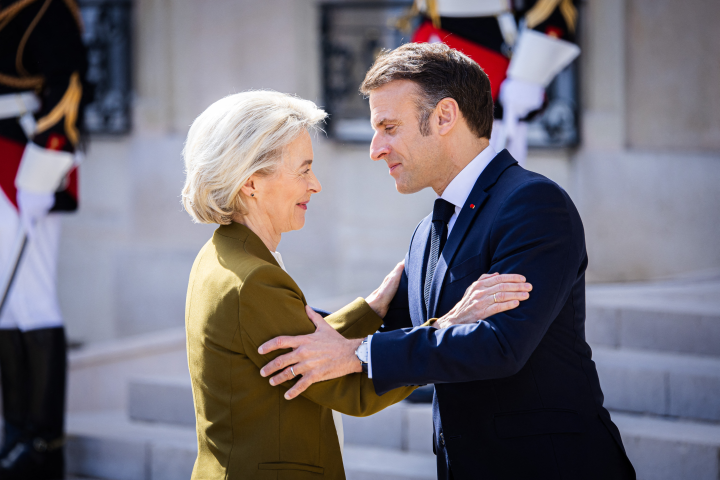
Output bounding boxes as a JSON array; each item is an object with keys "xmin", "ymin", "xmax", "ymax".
[
  {"xmin": 0, "ymin": 327, "xmax": 67, "ymax": 480},
  {"xmin": 0, "ymin": 329, "xmax": 29, "ymax": 461}
]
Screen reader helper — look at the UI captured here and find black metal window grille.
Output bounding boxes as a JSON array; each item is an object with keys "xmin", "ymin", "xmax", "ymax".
[
  {"xmin": 321, "ymin": 1, "xmax": 412, "ymax": 142},
  {"xmin": 79, "ymin": 0, "xmax": 132, "ymax": 134},
  {"xmin": 320, "ymin": 1, "xmax": 579, "ymax": 147},
  {"xmin": 526, "ymin": 62, "xmax": 579, "ymax": 147}
]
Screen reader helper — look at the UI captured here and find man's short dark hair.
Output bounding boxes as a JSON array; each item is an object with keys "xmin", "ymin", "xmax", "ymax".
[{"xmin": 360, "ymin": 42, "xmax": 494, "ymax": 139}]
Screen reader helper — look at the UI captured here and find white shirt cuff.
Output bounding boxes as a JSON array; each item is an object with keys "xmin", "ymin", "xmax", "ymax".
[{"xmin": 366, "ymin": 334, "xmax": 374, "ymax": 378}]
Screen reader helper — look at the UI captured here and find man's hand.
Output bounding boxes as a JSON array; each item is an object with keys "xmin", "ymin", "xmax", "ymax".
[
  {"xmin": 433, "ymin": 273, "xmax": 532, "ymax": 329},
  {"xmin": 258, "ymin": 305, "xmax": 363, "ymax": 400},
  {"xmin": 366, "ymin": 260, "xmax": 404, "ymax": 318}
]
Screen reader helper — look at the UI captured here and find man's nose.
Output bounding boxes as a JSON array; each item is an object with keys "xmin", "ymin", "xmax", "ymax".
[{"xmin": 370, "ymin": 133, "xmax": 389, "ymax": 161}]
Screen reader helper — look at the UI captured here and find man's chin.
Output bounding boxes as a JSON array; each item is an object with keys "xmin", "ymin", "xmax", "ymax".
[{"xmin": 394, "ymin": 179, "xmax": 424, "ymax": 195}]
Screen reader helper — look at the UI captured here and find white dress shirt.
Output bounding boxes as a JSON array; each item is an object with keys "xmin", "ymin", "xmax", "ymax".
[
  {"xmin": 367, "ymin": 145, "xmax": 498, "ymax": 378},
  {"xmin": 270, "ymin": 250, "xmax": 345, "ymax": 455}
]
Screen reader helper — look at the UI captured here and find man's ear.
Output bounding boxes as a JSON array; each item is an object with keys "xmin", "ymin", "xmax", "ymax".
[{"xmin": 435, "ymin": 97, "xmax": 460, "ymax": 136}]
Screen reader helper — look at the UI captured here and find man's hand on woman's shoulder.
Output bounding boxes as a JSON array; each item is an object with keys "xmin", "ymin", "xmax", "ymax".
[{"xmin": 258, "ymin": 305, "xmax": 363, "ymax": 400}]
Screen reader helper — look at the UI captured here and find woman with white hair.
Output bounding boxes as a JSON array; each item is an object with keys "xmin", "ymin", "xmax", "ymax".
[{"xmin": 182, "ymin": 91, "xmax": 527, "ymax": 479}]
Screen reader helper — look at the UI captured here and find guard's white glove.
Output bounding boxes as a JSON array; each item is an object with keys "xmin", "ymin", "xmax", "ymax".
[
  {"xmin": 500, "ymin": 78, "xmax": 545, "ymax": 118},
  {"xmin": 17, "ymin": 189, "xmax": 54, "ymax": 236},
  {"xmin": 499, "ymin": 78, "xmax": 545, "ymax": 144}
]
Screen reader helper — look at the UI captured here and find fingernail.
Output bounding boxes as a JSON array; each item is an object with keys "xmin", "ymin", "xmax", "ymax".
[
  {"xmin": 269, "ymin": 378, "xmax": 275, "ymax": 386},
  {"xmin": 260, "ymin": 369, "xmax": 266, "ymax": 377},
  {"xmin": 284, "ymin": 393, "xmax": 291, "ymax": 400},
  {"xmin": 258, "ymin": 347, "xmax": 264, "ymax": 354}
]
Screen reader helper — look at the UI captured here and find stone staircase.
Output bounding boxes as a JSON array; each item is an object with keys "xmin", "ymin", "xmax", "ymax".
[
  {"xmin": 60, "ymin": 275, "xmax": 720, "ymax": 479},
  {"xmin": 582, "ymin": 275, "xmax": 720, "ymax": 479}
]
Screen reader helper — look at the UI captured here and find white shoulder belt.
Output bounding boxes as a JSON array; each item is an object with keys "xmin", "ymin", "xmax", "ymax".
[{"xmin": 0, "ymin": 92, "xmax": 40, "ymax": 121}]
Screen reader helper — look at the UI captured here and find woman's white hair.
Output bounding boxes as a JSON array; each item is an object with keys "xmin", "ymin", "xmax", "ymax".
[{"xmin": 181, "ymin": 91, "xmax": 327, "ymax": 224}]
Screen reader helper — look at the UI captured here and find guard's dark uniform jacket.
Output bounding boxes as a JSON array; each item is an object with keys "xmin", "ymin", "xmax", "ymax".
[{"xmin": 412, "ymin": 0, "xmax": 578, "ymax": 117}]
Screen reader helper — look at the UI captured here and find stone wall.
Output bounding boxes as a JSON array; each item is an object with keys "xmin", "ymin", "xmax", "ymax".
[
  {"xmin": 625, "ymin": 0, "xmax": 720, "ymax": 151},
  {"xmin": 572, "ymin": 0, "xmax": 720, "ymax": 281}
]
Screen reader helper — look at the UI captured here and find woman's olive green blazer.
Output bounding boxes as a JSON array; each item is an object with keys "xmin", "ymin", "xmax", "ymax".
[{"xmin": 185, "ymin": 223, "xmax": 415, "ymax": 479}]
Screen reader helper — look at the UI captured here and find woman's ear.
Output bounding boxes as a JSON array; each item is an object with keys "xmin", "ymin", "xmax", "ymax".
[
  {"xmin": 240, "ymin": 177, "xmax": 257, "ymax": 198},
  {"xmin": 435, "ymin": 97, "xmax": 459, "ymax": 136}
]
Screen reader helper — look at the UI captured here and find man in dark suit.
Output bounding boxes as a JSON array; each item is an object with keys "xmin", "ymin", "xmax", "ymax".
[{"xmin": 259, "ymin": 42, "xmax": 635, "ymax": 479}]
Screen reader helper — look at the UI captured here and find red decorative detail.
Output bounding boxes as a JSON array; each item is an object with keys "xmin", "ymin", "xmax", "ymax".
[
  {"xmin": 545, "ymin": 26, "xmax": 564, "ymax": 39},
  {"xmin": 66, "ymin": 166, "xmax": 79, "ymax": 202},
  {"xmin": 0, "ymin": 135, "xmax": 79, "ymax": 210},
  {"xmin": 45, "ymin": 133, "xmax": 79, "ymax": 205},
  {"xmin": 0, "ymin": 136, "xmax": 25, "ymax": 210},
  {"xmin": 412, "ymin": 21, "xmax": 510, "ymax": 101},
  {"xmin": 46, "ymin": 133, "xmax": 67, "ymax": 151},
  {"xmin": 470, "ymin": 204, "xmax": 475, "ymax": 209}
]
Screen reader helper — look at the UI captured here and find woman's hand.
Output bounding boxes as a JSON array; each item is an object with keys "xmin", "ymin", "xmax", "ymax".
[
  {"xmin": 366, "ymin": 260, "xmax": 405, "ymax": 318},
  {"xmin": 433, "ymin": 273, "xmax": 532, "ymax": 329}
]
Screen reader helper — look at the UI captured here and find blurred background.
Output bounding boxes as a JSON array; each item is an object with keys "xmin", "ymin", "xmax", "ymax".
[{"xmin": 9, "ymin": 0, "xmax": 720, "ymax": 479}]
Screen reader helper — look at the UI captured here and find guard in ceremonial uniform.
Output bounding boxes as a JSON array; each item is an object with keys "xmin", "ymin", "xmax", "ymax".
[
  {"xmin": 409, "ymin": 0, "xmax": 580, "ymax": 164},
  {"xmin": 0, "ymin": 0, "xmax": 86, "ymax": 478}
]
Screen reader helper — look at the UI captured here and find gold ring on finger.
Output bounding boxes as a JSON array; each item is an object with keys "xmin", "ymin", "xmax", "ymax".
[
  {"xmin": 493, "ymin": 293, "xmax": 498, "ymax": 303},
  {"xmin": 291, "ymin": 366, "xmax": 297, "ymax": 377}
]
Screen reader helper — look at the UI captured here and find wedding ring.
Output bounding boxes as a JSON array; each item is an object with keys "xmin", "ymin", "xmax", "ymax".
[
  {"xmin": 493, "ymin": 293, "xmax": 498, "ymax": 303},
  {"xmin": 290, "ymin": 366, "xmax": 296, "ymax": 377}
]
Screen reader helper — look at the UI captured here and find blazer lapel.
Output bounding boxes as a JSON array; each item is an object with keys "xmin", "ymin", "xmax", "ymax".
[
  {"xmin": 409, "ymin": 215, "xmax": 432, "ymax": 325},
  {"xmin": 427, "ymin": 149, "xmax": 518, "ymax": 318}
]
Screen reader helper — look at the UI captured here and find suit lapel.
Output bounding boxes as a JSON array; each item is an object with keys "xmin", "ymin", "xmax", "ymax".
[
  {"xmin": 427, "ymin": 150, "xmax": 518, "ymax": 318},
  {"xmin": 409, "ymin": 215, "xmax": 432, "ymax": 325}
]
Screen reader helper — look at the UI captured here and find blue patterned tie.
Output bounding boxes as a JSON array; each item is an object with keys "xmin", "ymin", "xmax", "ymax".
[{"xmin": 424, "ymin": 198, "xmax": 456, "ymax": 315}]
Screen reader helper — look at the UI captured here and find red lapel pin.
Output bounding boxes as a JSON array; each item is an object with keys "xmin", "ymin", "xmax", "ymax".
[{"xmin": 470, "ymin": 204, "xmax": 475, "ymax": 209}]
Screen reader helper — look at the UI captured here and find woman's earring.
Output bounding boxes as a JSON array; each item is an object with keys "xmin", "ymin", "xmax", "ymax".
[{"xmin": 251, "ymin": 193, "xmax": 254, "ymax": 197}]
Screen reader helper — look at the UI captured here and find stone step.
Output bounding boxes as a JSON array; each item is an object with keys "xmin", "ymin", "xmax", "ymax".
[
  {"xmin": 65, "ymin": 407, "xmax": 720, "ymax": 480},
  {"xmin": 613, "ymin": 412, "xmax": 720, "ymax": 480},
  {"xmin": 68, "ymin": 328, "xmax": 189, "ymax": 414},
  {"xmin": 65, "ymin": 411, "xmax": 435, "ymax": 480},
  {"xmin": 593, "ymin": 346, "xmax": 720, "ymax": 421},
  {"xmin": 344, "ymin": 444, "xmax": 435, "ymax": 480},
  {"xmin": 66, "ymin": 411, "xmax": 197, "ymax": 480},
  {"xmin": 126, "ymin": 376, "xmax": 439, "ymax": 452},
  {"xmin": 128, "ymin": 376, "xmax": 194, "ymax": 427},
  {"xmin": 130, "ymin": 345, "xmax": 720, "ymax": 431},
  {"xmin": 342, "ymin": 402, "xmax": 434, "ymax": 455},
  {"xmin": 586, "ymin": 280, "xmax": 720, "ymax": 356}
]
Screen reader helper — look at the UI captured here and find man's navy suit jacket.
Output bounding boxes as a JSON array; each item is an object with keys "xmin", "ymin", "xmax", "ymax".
[{"xmin": 373, "ymin": 150, "xmax": 635, "ymax": 479}]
